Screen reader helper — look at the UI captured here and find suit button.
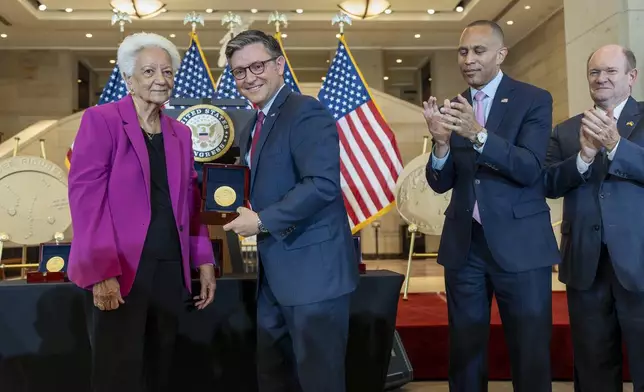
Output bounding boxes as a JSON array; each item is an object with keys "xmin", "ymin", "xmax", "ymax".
[
  {"xmin": 593, "ymin": 225, "xmax": 600, "ymax": 231},
  {"xmin": 474, "ymin": 179, "xmax": 480, "ymax": 184},
  {"xmin": 599, "ymin": 193, "xmax": 605, "ymax": 199}
]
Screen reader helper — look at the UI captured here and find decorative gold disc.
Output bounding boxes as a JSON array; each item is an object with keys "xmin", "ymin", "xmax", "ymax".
[
  {"xmin": 214, "ymin": 186, "xmax": 237, "ymax": 207},
  {"xmin": 46, "ymin": 256, "xmax": 65, "ymax": 272}
]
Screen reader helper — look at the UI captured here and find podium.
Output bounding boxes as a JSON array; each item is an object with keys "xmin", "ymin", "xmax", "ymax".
[{"xmin": 165, "ymin": 97, "xmax": 255, "ymax": 274}]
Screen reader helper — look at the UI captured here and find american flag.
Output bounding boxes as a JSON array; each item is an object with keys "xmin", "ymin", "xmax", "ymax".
[
  {"xmin": 66, "ymin": 64, "xmax": 127, "ymax": 169},
  {"xmin": 172, "ymin": 32, "xmax": 215, "ymax": 101},
  {"xmin": 317, "ymin": 36, "xmax": 403, "ymax": 233},
  {"xmin": 275, "ymin": 33, "xmax": 301, "ymax": 94}
]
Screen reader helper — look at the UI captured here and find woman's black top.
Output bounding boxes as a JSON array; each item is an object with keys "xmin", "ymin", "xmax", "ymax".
[{"xmin": 140, "ymin": 129, "xmax": 182, "ymax": 262}]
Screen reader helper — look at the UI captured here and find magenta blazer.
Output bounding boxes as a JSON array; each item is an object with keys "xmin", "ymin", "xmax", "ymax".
[{"xmin": 67, "ymin": 95, "xmax": 214, "ymax": 297}]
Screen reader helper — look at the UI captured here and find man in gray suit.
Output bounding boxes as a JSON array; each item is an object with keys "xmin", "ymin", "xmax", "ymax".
[{"xmin": 545, "ymin": 44, "xmax": 644, "ymax": 391}]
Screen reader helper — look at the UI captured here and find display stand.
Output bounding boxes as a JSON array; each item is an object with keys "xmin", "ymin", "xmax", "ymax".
[
  {"xmin": 164, "ymin": 97, "xmax": 255, "ymax": 274},
  {"xmin": 402, "ymin": 136, "xmax": 440, "ymax": 300}
]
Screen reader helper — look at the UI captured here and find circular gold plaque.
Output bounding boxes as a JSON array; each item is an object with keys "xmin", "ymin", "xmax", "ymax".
[
  {"xmin": 46, "ymin": 256, "xmax": 65, "ymax": 272},
  {"xmin": 214, "ymin": 186, "xmax": 237, "ymax": 207}
]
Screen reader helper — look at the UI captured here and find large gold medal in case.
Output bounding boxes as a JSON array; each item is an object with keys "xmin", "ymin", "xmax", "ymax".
[{"xmin": 201, "ymin": 164, "xmax": 250, "ymax": 225}]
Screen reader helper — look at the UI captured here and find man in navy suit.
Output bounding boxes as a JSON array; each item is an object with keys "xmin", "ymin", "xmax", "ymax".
[
  {"xmin": 545, "ymin": 44, "xmax": 644, "ymax": 391},
  {"xmin": 222, "ymin": 30, "xmax": 358, "ymax": 392},
  {"xmin": 424, "ymin": 20, "xmax": 560, "ymax": 391}
]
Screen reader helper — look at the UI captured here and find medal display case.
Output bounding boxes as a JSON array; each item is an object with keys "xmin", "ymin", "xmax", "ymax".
[{"xmin": 201, "ymin": 163, "xmax": 250, "ymax": 225}]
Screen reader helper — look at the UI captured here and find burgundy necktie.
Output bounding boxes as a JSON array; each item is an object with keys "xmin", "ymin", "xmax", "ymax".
[{"xmin": 249, "ymin": 111, "xmax": 265, "ymax": 166}]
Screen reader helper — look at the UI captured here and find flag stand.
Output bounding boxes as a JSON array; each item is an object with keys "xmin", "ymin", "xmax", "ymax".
[{"xmin": 402, "ymin": 135, "xmax": 434, "ymax": 300}]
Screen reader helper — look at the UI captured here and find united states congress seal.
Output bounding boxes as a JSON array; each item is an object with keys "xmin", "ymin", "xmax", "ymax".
[
  {"xmin": 214, "ymin": 186, "xmax": 236, "ymax": 207},
  {"xmin": 46, "ymin": 256, "xmax": 65, "ymax": 272},
  {"xmin": 177, "ymin": 104, "xmax": 235, "ymax": 162}
]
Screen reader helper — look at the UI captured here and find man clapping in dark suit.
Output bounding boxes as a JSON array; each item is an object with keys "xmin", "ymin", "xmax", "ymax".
[
  {"xmin": 424, "ymin": 20, "xmax": 560, "ymax": 391},
  {"xmin": 545, "ymin": 44, "xmax": 644, "ymax": 392}
]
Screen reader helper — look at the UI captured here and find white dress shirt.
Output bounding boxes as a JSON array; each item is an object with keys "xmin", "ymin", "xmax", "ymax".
[
  {"xmin": 576, "ymin": 97, "xmax": 627, "ymax": 174},
  {"xmin": 431, "ymin": 70, "xmax": 504, "ymax": 170}
]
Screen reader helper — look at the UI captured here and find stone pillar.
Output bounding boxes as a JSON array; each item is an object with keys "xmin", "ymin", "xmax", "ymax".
[
  {"xmin": 430, "ymin": 50, "xmax": 464, "ymax": 102},
  {"xmin": 563, "ymin": 0, "xmax": 644, "ymax": 116}
]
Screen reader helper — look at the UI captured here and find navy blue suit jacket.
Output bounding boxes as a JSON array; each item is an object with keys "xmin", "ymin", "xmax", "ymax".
[
  {"xmin": 426, "ymin": 74, "xmax": 560, "ymax": 272},
  {"xmin": 545, "ymin": 97, "xmax": 644, "ymax": 291},
  {"xmin": 239, "ymin": 85, "xmax": 359, "ymax": 306}
]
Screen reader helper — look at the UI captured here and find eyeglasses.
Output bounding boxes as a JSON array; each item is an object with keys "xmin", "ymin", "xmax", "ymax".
[{"xmin": 231, "ymin": 57, "xmax": 279, "ymax": 80}]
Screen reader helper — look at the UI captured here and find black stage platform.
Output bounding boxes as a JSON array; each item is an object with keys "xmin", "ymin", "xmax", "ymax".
[{"xmin": 0, "ymin": 270, "xmax": 403, "ymax": 392}]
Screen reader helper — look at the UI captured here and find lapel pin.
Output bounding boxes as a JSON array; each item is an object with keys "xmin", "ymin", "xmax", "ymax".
[
  {"xmin": 270, "ymin": 113, "xmax": 276, "ymax": 117},
  {"xmin": 501, "ymin": 98, "xmax": 508, "ymax": 103},
  {"xmin": 627, "ymin": 121, "xmax": 634, "ymax": 126}
]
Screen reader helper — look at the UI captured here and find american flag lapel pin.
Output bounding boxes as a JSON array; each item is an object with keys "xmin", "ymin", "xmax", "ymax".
[
  {"xmin": 627, "ymin": 121, "xmax": 634, "ymax": 127},
  {"xmin": 501, "ymin": 98, "xmax": 509, "ymax": 103}
]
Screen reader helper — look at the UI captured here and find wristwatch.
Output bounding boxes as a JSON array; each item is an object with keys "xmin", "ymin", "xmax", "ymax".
[
  {"xmin": 473, "ymin": 130, "xmax": 487, "ymax": 148},
  {"xmin": 257, "ymin": 217, "xmax": 268, "ymax": 233}
]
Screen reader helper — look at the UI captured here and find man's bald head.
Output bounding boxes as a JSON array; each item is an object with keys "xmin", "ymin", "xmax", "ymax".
[
  {"xmin": 587, "ymin": 44, "xmax": 636, "ymax": 72},
  {"xmin": 464, "ymin": 20, "xmax": 505, "ymax": 46}
]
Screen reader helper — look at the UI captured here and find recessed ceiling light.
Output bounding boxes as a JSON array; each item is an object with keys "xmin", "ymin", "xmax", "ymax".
[
  {"xmin": 77, "ymin": 79, "xmax": 82, "ymax": 83},
  {"xmin": 38, "ymin": 4, "xmax": 47, "ymax": 11},
  {"xmin": 414, "ymin": 33, "xmax": 421, "ymax": 38},
  {"xmin": 0, "ymin": 34, "xmax": 7, "ymax": 38},
  {"xmin": 455, "ymin": 6, "xmax": 464, "ymax": 12},
  {"xmin": 384, "ymin": 9, "xmax": 392, "ymax": 14},
  {"xmin": 428, "ymin": 77, "xmax": 432, "ymax": 81},
  {"xmin": 161, "ymin": 8, "xmax": 167, "ymax": 12},
  {"xmin": 85, "ymin": 33, "xmax": 93, "ymax": 38},
  {"xmin": 525, "ymin": 5, "xmax": 531, "ymax": 9},
  {"xmin": 396, "ymin": 59, "xmax": 402, "ymax": 63},
  {"xmin": 321, "ymin": 76, "xmax": 326, "ymax": 81},
  {"xmin": 326, "ymin": 59, "xmax": 330, "ymax": 63},
  {"xmin": 65, "ymin": 8, "xmax": 73, "ymax": 12},
  {"xmin": 206, "ymin": 8, "xmax": 213, "ymax": 13},
  {"xmin": 336, "ymin": 33, "xmax": 341, "ymax": 38},
  {"xmin": 506, "ymin": 20, "xmax": 514, "ymax": 25},
  {"xmin": 281, "ymin": 33, "xmax": 287, "ymax": 38},
  {"xmin": 109, "ymin": 59, "xmax": 116, "ymax": 64},
  {"xmin": 169, "ymin": 34, "xmax": 176, "ymax": 38},
  {"xmin": 250, "ymin": 9, "xmax": 258, "ymax": 13},
  {"xmin": 383, "ymin": 76, "xmax": 389, "ymax": 80},
  {"xmin": 427, "ymin": 9, "xmax": 435, "ymax": 14},
  {"xmin": 295, "ymin": 9, "xmax": 303, "ymax": 14}
]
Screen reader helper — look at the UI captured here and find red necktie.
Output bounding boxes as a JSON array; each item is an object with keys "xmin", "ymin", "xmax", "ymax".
[{"xmin": 249, "ymin": 111, "xmax": 265, "ymax": 165}]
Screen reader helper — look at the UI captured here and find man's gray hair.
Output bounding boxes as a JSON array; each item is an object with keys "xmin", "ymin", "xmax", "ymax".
[
  {"xmin": 225, "ymin": 30, "xmax": 283, "ymax": 61},
  {"xmin": 117, "ymin": 32, "xmax": 181, "ymax": 77}
]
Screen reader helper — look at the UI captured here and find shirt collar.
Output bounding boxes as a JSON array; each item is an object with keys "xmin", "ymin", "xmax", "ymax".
[
  {"xmin": 259, "ymin": 83, "xmax": 286, "ymax": 116},
  {"xmin": 470, "ymin": 70, "xmax": 504, "ymax": 100},
  {"xmin": 594, "ymin": 97, "xmax": 629, "ymax": 121}
]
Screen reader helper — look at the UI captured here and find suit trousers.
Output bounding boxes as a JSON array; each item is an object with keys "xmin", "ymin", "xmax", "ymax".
[
  {"xmin": 256, "ymin": 273, "xmax": 350, "ymax": 392},
  {"xmin": 444, "ymin": 221, "xmax": 553, "ymax": 392},
  {"xmin": 84, "ymin": 254, "xmax": 188, "ymax": 392},
  {"xmin": 568, "ymin": 245, "xmax": 644, "ymax": 392}
]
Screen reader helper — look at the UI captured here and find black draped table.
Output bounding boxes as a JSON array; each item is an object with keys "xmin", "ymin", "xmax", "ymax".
[{"xmin": 0, "ymin": 270, "xmax": 403, "ymax": 392}]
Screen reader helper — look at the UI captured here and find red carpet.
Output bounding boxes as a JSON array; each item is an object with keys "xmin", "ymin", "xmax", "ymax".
[{"xmin": 395, "ymin": 292, "xmax": 631, "ymax": 381}]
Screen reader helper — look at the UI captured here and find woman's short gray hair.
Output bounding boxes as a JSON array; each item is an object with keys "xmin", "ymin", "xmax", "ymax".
[{"xmin": 117, "ymin": 32, "xmax": 181, "ymax": 77}]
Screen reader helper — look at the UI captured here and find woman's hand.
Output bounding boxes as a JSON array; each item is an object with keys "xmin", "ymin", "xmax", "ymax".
[
  {"xmin": 194, "ymin": 264, "xmax": 216, "ymax": 310},
  {"xmin": 93, "ymin": 277, "xmax": 124, "ymax": 311}
]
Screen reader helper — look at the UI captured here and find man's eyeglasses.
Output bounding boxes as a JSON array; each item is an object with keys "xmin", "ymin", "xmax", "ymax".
[{"xmin": 231, "ymin": 57, "xmax": 279, "ymax": 80}]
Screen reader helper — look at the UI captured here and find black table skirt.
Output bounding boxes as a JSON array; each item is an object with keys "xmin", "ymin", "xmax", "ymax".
[{"xmin": 0, "ymin": 270, "xmax": 403, "ymax": 392}]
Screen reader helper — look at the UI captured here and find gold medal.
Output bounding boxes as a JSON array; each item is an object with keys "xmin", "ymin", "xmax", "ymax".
[
  {"xmin": 214, "ymin": 186, "xmax": 236, "ymax": 207},
  {"xmin": 46, "ymin": 256, "xmax": 65, "ymax": 272}
]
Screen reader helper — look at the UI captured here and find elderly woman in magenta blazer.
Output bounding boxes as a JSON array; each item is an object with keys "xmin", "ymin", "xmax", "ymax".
[{"xmin": 67, "ymin": 32, "xmax": 216, "ymax": 391}]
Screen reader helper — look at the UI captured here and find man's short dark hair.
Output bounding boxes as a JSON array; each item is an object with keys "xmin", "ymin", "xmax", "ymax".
[
  {"xmin": 465, "ymin": 20, "xmax": 505, "ymax": 45},
  {"xmin": 225, "ymin": 30, "xmax": 283, "ymax": 61},
  {"xmin": 586, "ymin": 46, "xmax": 637, "ymax": 72}
]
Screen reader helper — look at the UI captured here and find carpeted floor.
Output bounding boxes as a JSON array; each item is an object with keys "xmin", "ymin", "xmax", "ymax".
[{"xmin": 395, "ymin": 292, "xmax": 631, "ymax": 381}]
